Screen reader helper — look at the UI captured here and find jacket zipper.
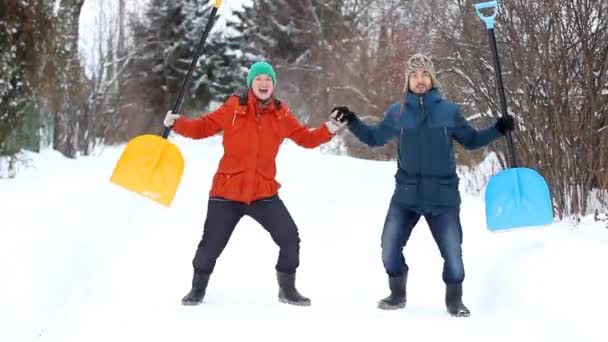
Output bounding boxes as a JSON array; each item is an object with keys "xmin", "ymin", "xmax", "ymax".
[
  {"xmin": 398, "ymin": 129, "xmax": 404, "ymax": 169},
  {"xmin": 418, "ymin": 96, "xmax": 424, "ymax": 179}
]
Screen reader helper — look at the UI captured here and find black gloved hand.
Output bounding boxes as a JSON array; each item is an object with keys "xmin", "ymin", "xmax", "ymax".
[
  {"xmin": 495, "ymin": 115, "xmax": 515, "ymax": 135},
  {"xmin": 330, "ymin": 106, "xmax": 356, "ymax": 123}
]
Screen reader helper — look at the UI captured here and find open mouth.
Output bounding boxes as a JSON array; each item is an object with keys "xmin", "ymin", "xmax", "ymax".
[{"xmin": 258, "ymin": 88, "xmax": 269, "ymax": 95}]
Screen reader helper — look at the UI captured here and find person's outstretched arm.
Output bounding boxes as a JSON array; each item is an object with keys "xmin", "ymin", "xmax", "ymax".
[
  {"xmin": 164, "ymin": 97, "xmax": 238, "ymax": 139},
  {"xmin": 343, "ymin": 105, "xmax": 401, "ymax": 147},
  {"xmin": 281, "ymin": 108, "xmax": 345, "ymax": 148},
  {"xmin": 452, "ymin": 108, "xmax": 513, "ymax": 150}
]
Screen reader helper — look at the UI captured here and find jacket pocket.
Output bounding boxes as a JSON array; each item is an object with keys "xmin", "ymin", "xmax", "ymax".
[
  {"xmin": 393, "ymin": 179, "xmax": 418, "ymax": 206},
  {"xmin": 213, "ymin": 162, "xmax": 246, "ymax": 197},
  {"xmin": 255, "ymin": 168, "xmax": 279, "ymax": 195},
  {"xmin": 218, "ymin": 156, "xmax": 246, "ymax": 175},
  {"xmin": 438, "ymin": 178, "xmax": 460, "ymax": 207}
]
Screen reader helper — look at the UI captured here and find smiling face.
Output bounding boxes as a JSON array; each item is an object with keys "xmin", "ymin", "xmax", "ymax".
[
  {"xmin": 408, "ymin": 69, "xmax": 433, "ymax": 95},
  {"xmin": 251, "ymin": 74, "xmax": 274, "ymax": 101}
]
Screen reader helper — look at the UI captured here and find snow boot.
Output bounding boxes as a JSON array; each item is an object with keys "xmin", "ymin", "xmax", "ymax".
[
  {"xmin": 445, "ymin": 284, "xmax": 470, "ymax": 317},
  {"xmin": 181, "ymin": 271, "xmax": 210, "ymax": 306},
  {"xmin": 378, "ymin": 273, "xmax": 407, "ymax": 310},
  {"xmin": 277, "ymin": 271, "xmax": 311, "ymax": 306}
]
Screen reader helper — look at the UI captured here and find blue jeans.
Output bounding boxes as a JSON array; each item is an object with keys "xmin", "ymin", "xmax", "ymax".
[{"xmin": 381, "ymin": 198, "xmax": 465, "ymax": 285}]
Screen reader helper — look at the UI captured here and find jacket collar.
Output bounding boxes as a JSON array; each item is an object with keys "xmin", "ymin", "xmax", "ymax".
[
  {"xmin": 242, "ymin": 89, "xmax": 283, "ymax": 116},
  {"xmin": 404, "ymin": 88, "xmax": 442, "ymax": 111}
]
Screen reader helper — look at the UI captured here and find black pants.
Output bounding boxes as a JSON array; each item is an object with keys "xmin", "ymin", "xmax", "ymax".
[{"xmin": 192, "ymin": 195, "xmax": 301, "ymax": 275}]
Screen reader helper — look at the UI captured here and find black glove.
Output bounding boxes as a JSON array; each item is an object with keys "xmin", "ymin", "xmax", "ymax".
[
  {"xmin": 495, "ymin": 115, "xmax": 514, "ymax": 135},
  {"xmin": 331, "ymin": 106, "xmax": 356, "ymax": 123}
]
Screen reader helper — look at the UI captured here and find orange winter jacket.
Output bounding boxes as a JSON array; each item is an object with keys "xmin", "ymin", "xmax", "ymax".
[{"xmin": 172, "ymin": 90, "xmax": 334, "ymax": 204}]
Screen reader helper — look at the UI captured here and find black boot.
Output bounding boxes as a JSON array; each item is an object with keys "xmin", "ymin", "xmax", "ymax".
[
  {"xmin": 378, "ymin": 273, "xmax": 407, "ymax": 310},
  {"xmin": 181, "ymin": 271, "xmax": 210, "ymax": 306},
  {"xmin": 277, "ymin": 271, "xmax": 311, "ymax": 306},
  {"xmin": 445, "ymin": 284, "xmax": 470, "ymax": 317}
]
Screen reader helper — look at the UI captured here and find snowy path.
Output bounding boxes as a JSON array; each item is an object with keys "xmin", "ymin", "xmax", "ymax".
[{"xmin": 1, "ymin": 136, "xmax": 606, "ymax": 342}]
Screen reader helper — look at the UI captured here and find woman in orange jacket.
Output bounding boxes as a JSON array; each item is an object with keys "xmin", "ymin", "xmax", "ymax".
[{"xmin": 164, "ymin": 61, "xmax": 346, "ymax": 306}]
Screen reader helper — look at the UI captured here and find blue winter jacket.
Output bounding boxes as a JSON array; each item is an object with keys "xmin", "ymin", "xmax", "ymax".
[{"xmin": 348, "ymin": 88, "xmax": 502, "ymax": 213}]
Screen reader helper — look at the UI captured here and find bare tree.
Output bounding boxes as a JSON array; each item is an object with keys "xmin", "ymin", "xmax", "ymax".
[
  {"xmin": 79, "ymin": 0, "xmax": 134, "ymax": 155},
  {"xmin": 332, "ymin": 0, "xmax": 434, "ymax": 160},
  {"xmin": 423, "ymin": 0, "xmax": 608, "ymax": 218}
]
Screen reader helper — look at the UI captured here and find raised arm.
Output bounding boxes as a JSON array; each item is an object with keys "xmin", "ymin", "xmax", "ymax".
[
  {"xmin": 282, "ymin": 110, "xmax": 334, "ymax": 149},
  {"xmin": 168, "ymin": 97, "xmax": 238, "ymax": 139},
  {"xmin": 346, "ymin": 104, "xmax": 401, "ymax": 147}
]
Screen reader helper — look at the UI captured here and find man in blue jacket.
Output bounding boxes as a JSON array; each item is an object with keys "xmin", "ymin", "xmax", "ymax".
[{"xmin": 333, "ymin": 53, "xmax": 513, "ymax": 316}]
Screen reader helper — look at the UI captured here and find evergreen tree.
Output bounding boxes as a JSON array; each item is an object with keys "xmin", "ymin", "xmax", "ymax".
[
  {"xmin": 122, "ymin": 0, "xmax": 246, "ymax": 131},
  {"xmin": 125, "ymin": 0, "xmax": 199, "ymax": 126},
  {"xmin": 193, "ymin": 33, "xmax": 249, "ymax": 105},
  {"xmin": 230, "ymin": 0, "xmax": 356, "ymax": 124},
  {"xmin": 192, "ymin": 3, "xmax": 264, "ymax": 102},
  {"xmin": 187, "ymin": 1, "xmax": 247, "ymax": 108},
  {"xmin": 0, "ymin": 0, "xmax": 54, "ymax": 176},
  {"xmin": 123, "ymin": 0, "xmax": 192, "ymax": 132},
  {"xmin": 0, "ymin": 7, "xmax": 27, "ymax": 158}
]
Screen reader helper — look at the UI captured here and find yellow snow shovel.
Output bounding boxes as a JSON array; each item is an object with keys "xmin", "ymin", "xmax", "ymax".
[{"xmin": 110, "ymin": 0, "xmax": 222, "ymax": 207}]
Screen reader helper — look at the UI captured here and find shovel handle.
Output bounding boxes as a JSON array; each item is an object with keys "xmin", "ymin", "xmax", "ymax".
[
  {"xmin": 162, "ymin": 126, "xmax": 171, "ymax": 139},
  {"xmin": 474, "ymin": 1, "xmax": 498, "ymax": 30},
  {"xmin": 475, "ymin": 1, "xmax": 517, "ymax": 167},
  {"xmin": 163, "ymin": 0, "xmax": 221, "ymax": 139}
]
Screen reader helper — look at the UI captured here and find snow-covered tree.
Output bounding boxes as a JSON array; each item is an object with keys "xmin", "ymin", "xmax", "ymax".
[
  {"xmin": 231, "ymin": 0, "xmax": 429, "ymax": 160},
  {"xmin": 0, "ymin": 11, "xmax": 27, "ymax": 158},
  {"xmin": 0, "ymin": 0, "xmax": 54, "ymax": 176},
  {"xmin": 193, "ymin": 33, "xmax": 249, "ymax": 104},
  {"xmin": 233, "ymin": 0, "xmax": 358, "ymax": 124},
  {"xmin": 121, "ymin": 0, "xmax": 244, "ymax": 136}
]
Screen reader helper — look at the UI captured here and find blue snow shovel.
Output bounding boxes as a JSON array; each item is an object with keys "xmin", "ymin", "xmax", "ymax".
[{"xmin": 474, "ymin": 1, "xmax": 553, "ymax": 231}]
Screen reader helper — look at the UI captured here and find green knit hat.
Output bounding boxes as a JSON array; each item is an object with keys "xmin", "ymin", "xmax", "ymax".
[{"xmin": 247, "ymin": 61, "xmax": 276, "ymax": 88}]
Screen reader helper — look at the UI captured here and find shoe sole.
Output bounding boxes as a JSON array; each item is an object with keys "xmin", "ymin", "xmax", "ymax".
[
  {"xmin": 448, "ymin": 310, "xmax": 470, "ymax": 317},
  {"xmin": 377, "ymin": 302, "xmax": 406, "ymax": 310},
  {"xmin": 278, "ymin": 297, "xmax": 311, "ymax": 306}
]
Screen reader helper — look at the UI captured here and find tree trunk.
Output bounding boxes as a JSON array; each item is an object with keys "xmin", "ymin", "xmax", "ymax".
[{"xmin": 52, "ymin": 0, "xmax": 85, "ymax": 158}]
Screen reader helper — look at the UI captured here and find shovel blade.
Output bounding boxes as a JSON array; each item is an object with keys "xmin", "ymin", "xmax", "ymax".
[
  {"xmin": 110, "ymin": 134, "xmax": 184, "ymax": 207},
  {"xmin": 485, "ymin": 167, "xmax": 553, "ymax": 231}
]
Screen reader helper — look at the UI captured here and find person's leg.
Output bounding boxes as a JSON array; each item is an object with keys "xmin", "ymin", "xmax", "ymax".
[
  {"xmin": 425, "ymin": 208, "xmax": 465, "ymax": 284},
  {"xmin": 378, "ymin": 199, "xmax": 421, "ymax": 309},
  {"xmin": 425, "ymin": 207, "xmax": 470, "ymax": 316},
  {"xmin": 248, "ymin": 195, "xmax": 300, "ymax": 273},
  {"xmin": 381, "ymin": 199, "xmax": 421, "ymax": 276},
  {"xmin": 182, "ymin": 197, "xmax": 245, "ymax": 305},
  {"xmin": 247, "ymin": 195, "xmax": 309, "ymax": 306},
  {"xmin": 192, "ymin": 197, "xmax": 246, "ymax": 273}
]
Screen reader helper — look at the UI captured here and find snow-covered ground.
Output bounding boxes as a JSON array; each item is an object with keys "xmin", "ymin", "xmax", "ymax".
[{"xmin": 1, "ymin": 135, "xmax": 607, "ymax": 342}]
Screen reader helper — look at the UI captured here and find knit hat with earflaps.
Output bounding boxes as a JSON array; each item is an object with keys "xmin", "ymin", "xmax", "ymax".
[
  {"xmin": 404, "ymin": 53, "xmax": 440, "ymax": 90},
  {"xmin": 247, "ymin": 61, "xmax": 277, "ymax": 88}
]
